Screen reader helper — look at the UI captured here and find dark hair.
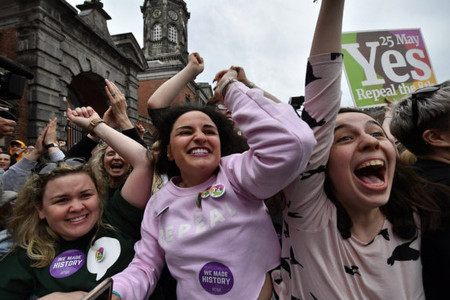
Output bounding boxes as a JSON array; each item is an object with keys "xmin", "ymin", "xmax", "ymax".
[
  {"xmin": 205, "ymin": 97, "xmax": 220, "ymax": 108},
  {"xmin": 390, "ymin": 80, "xmax": 450, "ymax": 156},
  {"xmin": 154, "ymin": 104, "xmax": 248, "ymax": 178},
  {"xmin": 325, "ymin": 108, "xmax": 450, "ymax": 239}
]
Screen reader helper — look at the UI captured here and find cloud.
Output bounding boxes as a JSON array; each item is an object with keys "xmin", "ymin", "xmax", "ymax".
[{"xmin": 66, "ymin": 0, "xmax": 450, "ymax": 107}]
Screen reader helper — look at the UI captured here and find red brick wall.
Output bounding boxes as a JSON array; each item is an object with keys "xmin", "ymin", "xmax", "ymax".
[
  {"xmin": 138, "ymin": 78, "xmax": 166, "ymax": 116},
  {"xmin": 137, "ymin": 78, "xmax": 197, "ymax": 137},
  {"xmin": 138, "ymin": 78, "xmax": 197, "ymax": 117}
]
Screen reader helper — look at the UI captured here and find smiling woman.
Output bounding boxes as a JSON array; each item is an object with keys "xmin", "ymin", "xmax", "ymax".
[
  {"xmin": 274, "ymin": 0, "xmax": 450, "ymax": 298},
  {"xmin": 0, "ymin": 106, "xmax": 154, "ymax": 299},
  {"xmin": 110, "ymin": 52, "xmax": 316, "ymax": 299}
]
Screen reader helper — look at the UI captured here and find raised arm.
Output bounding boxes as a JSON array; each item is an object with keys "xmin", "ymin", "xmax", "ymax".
[
  {"xmin": 67, "ymin": 107, "xmax": 152, "ymax": 209},
  {"xmin": 104, "ymin": 79, "xmax": 147, "ymax": 148},
  {"xmin": 213, "ymin": 69, "xmax": 316, "ymax": 199},
  {"xmin": 67, "ymin": 80, "xmax": 147, "ymax": 160},
  {"xmin": 310, "ymin": 0, "xmax": 344, "ymax": 56},
  {"xmin": 231, "ymin": 65, "xmax": 282, "ymax": 103},
  {"xmin": 147, "ymin": 52, "xmax": 204, "ymax": 110},
  {"xmin": 3, "ymin": 118, "xmax": 64, "ymax": 192}
]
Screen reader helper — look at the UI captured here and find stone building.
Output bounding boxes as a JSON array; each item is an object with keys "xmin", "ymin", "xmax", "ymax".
[
  {"xmin": 137, "ymin": 0, "xmax": 212, "ymax": 143},
  {"xmin": 0, "ymin": 0, "xmax": 211, "ymax": 147}
]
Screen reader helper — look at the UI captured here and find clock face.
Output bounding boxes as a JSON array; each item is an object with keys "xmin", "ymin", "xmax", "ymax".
[
  {"xmin": 168, "ymin": 10, "xmax": 178, "ymax": 21},
  {"xmin": 152, "ymin": 9, "xmax": 161, "ymax": 18}
]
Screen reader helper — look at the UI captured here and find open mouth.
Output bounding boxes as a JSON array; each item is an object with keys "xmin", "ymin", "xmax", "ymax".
[
  {"xmin": 110, "ymin": 163, "xmax": 123, "ymax": 170},
  {"xmin": 354, "ymin": 160, "xmax": 386, "ymax": 187}
]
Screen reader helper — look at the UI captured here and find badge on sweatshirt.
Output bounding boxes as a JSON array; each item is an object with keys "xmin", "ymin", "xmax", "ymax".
[
  {"xmin": 201, "ymin": 186, "xmax": 212, "ymax": 199},
  {"xmin": 199, "ymin": 262, "xmax": 234, "ymax": 295},
  {"xmin": 50, "ymin": 249, "xmax": 85, "ymax": 278},
  {"xmin": 210, "ymin": 184, "xmax": 225, "ymax": 198},
  {"xmin": 95, "ymin": 247, "xmax": 105, "ymax": 262}
]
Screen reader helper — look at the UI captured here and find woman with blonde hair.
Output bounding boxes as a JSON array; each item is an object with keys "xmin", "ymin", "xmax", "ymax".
[{"xmin": 0, "ymin": 104, "xmax": 152, "ymax": 299}]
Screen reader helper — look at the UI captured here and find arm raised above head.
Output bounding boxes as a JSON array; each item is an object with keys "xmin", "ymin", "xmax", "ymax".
[
  {"xmin": 147, "ymin": 52, "xmax": 204, "ymax": 110},
  {"xmin": 310, "ymin": 0, "xmax": 345, "ymax": 56},
  {"xmin": 67, "ymin": 106, "xmax": 153, "ymax": 209}
]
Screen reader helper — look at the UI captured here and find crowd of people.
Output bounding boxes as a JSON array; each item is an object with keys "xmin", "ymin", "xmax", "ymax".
[{"xmin": 0, "ymin": 0, "xmax": 449, "ymax": 299}]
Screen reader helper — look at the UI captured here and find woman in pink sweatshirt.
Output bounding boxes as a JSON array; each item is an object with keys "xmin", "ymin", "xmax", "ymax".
[{"xmin": 111, "ymin": 59, "xmax": 316, "ymax": 299}]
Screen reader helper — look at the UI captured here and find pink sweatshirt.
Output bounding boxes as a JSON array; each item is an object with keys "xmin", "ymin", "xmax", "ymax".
[{"xmin": 112, "ymin": 82, "xmax": 316, "ymax": 299}]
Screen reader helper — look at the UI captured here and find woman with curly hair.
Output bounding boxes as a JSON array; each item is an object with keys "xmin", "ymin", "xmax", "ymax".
[{"xmin": 111, "ymin": 53, "xmax": 315, "ymax": 299}]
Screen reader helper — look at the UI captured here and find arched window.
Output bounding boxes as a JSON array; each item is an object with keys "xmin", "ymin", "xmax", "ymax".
[
  {"xmin": 152, "ymin": 23, "xmax": 162, "ymax": 41},
  {"xmin": 168, "ymin": 25, "xmax": 177, "ymax": 43}
]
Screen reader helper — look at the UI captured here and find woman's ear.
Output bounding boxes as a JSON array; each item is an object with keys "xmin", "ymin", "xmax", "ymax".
[{"xmin": 35, "ymin": 204, "xmax": 45, "ymax": 220}]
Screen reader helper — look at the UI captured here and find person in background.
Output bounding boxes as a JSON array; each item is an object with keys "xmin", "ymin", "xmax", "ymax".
[
  {"xmin": 0, "ymin": 118, "xmax": 64, "ymax": 257},
  {"xmin": 389, "ymin": 81, "xmax": 450, "ymax": 299},
  {"xmin": 9, "ymin": 139, "xmax": 26, "ymax": 164},
  {"xmin": 66, "ymin": 79, "xmax": 146, "ymax": 161},
  {"xmin": 2, "ymin": 118, "xmax": 64, "ymax": 193},
  {"xmin": 25, "ymin": 145, "xmax": 35, "ymax": 154},
  {"xmin": 0, "ymin": 153, "xmax": 11, "ymax": 172},
  {"xmin": 390, "ymin": 81, "xmax": 450, "ymax": 185}
]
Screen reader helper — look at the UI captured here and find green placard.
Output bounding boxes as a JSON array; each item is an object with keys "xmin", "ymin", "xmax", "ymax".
[{"xmin": 342, "ymin": 29, "xmax": 436, "ymax": 108}]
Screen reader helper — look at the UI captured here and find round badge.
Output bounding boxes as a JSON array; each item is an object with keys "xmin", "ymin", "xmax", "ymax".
[
  {"xmin": 210, "ymin": 184, "xmax": 225, "ymax": 198},
  {"xmin": 95, "ymin": 247, "xmax": 105, "ymax": 262},
  {"xmin": 199, "ymin": 262, "xmax": 234, "ymax": 295},
  {"xmin": 49, "ymin": 249, "xmax": 85, "ymax": 278},
  {"xmin": 201, "ymin": 186, "xmax": 211, "ymax": 199}
]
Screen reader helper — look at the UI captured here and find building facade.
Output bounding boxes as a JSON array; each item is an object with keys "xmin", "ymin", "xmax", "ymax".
[
  {"xmin": 0, "ymin": 0, "xmax": 211, "ymax": 147},
  {"xmin": 138, "ymin": 0, "xmax": 212, "ymax": 143}
]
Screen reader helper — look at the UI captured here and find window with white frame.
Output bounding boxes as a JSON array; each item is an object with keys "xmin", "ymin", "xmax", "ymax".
[
  {"xmin": 168, "ymin": 25, "xmax": 177, "ymax": 43},
  {"xmin": 152, "ymin": 23, "xmax": 162, "ymax": 41}
]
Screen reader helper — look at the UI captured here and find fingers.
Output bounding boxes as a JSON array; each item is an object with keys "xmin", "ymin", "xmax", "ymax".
[
  {"xmin": 105, "ymin": 79, "xmax": 124, "ymax": 102},
  {"xmin": 48, "ymin": 117, "xmax": 57, "ymax": 128},
  {"xmin": 68, "ymin": 106, "xmax": 95, "ymax": 118},
  {"xmin": 190, "ymin": 52, "xmax": 203, "ymax": 63},
  {"xmin": 0, "ymin": 118, "xmax": 16, "ymax": 137},
  {"xmin": 193, "ymin": 52, "xmax": 203, "ymax": 64},
  {"xmin": 213, "ymin": 70, "xmax": 229, "ymax": 83},
  {"xmin": 230, "ymin": 65, "xmax": 242, "ymax": 72}
]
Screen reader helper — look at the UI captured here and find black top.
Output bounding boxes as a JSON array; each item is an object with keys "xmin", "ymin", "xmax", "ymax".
[
  {"xmin": 414, "ymin": 159, "xmax": 450, "ymax": 300},
  {"xmin": 412, "ymin": 159, "xmax": 450, "ymax": 186}
]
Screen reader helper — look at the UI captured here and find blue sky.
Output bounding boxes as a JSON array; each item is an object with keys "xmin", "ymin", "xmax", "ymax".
[{"xmin": 66, "ymin": 0, "xmax": 450, "ymax": 107}]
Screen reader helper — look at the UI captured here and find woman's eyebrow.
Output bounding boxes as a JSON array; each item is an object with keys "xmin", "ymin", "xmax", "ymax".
[
  {"xmin": 174, "ymin": 125, "xmax": 193, "ymax": 131},
  {"xmin": 334, "ymin": 123, "xmax": 352, "ymax": 132}
]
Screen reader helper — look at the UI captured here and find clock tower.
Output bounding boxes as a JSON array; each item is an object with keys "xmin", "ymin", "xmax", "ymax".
[
  {"xmin": 137, "ymin": 0, "xmax": 212, "ymax": 144},
  {"xmin": 141, "ymin": 0, "xmax": 189, "ymax": 63}
]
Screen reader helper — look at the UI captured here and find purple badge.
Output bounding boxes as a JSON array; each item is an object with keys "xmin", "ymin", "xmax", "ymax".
[
  {"xmin": 49, "ymin": 249, "xmax": 85, "ymax": 278},
  {"xmin": 199, "ymin": 262, "xmax": 234, "ymax": 295}
]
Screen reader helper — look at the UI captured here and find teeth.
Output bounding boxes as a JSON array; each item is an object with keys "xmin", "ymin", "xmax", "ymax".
[
  {"xmin": 356, "ymin": 160, "xmax": 384, "ymax": 170},
  {"xmin": 191, "ymin": 148, "xmax": 208, "ymax": 154},
  {"xmin": 69, "ymin": 215, "xmax": 86, "ymax": 222}
]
